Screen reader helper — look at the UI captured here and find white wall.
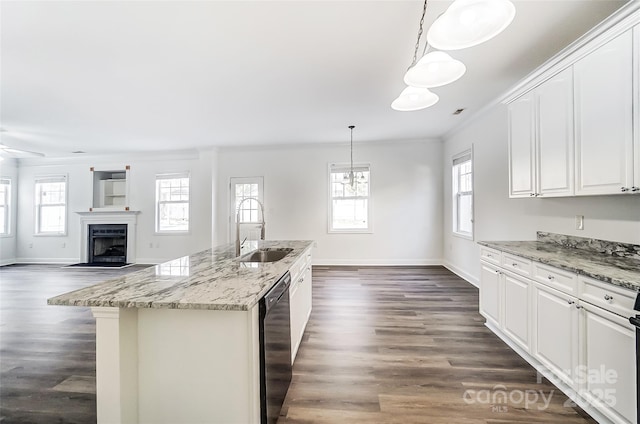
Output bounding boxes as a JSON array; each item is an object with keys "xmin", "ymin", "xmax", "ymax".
[
  {"xmin": 14, "ymin": 151, "xmax": 213, "ymax": 264},
  {"xmin": 216, "ymin": 140, "xmax": 443, "ymax": 265},
  {"xmin": 0, "ymin": 159, "xmax": 19, "ymax": 265},
  {"xmin": 442, "ymin": 105, "xmax": 640, "ymax": 286}
]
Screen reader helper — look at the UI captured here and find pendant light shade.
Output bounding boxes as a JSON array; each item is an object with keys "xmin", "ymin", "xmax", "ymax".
[
  {"xmin": 391, "ymin": 87, "xmax": 439, "ymax": 112},
  {"xmin": 404, "ymin": 51, "xmax": 467, "ymax": 88},
  {"xmin": 427, "ymin": 0, "xmax": 516, "ymax": 51}
]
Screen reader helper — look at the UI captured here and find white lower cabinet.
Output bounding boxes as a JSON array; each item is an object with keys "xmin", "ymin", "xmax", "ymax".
[
  {"xmin": 503, "ymin": 272, "xmax": 531, "ymax": 352},
  {"xmin": 532, "ymin": 282, "xmax": 580, "ymax": 389},
  {"xmin": 480, "ymin": 254, "xmax": 637, "ymax": 424},
  {"xmin": 581, "ymin": 301, "xmax": 636, "ymax": 424},
  {"xmin": 289, "ymin": 249, "xmax": 313, "ymax": 364},
  {"xmin": 479, "ymin": 263, "xmax": 501, "ymax": 328}
]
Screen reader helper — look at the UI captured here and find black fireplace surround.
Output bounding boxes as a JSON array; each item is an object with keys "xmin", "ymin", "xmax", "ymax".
[{"xmin": 88, "ymin": 224, "xmax": 127, "ymax": 265}]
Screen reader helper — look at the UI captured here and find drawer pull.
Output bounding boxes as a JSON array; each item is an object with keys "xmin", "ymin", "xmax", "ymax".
[
  {"xmin": 487, "ymin": 254, "xmax": 492, "ymax": 258},
  {"xmin": 547, "ymin": 275, "xmax": 555, "ymax": 280},
  {"xmin": 567, "ymin": 300, "xmax": 575, "ymax": 305},
  {"xmin": 604, "ymin": 294, "xmax": 613, "ymax": 301},
  {"xmin": 512, "ymin": 263, "xmax": 518, "ymax": 267},
  {"xmin": 575, "ymin": 305, "xmax": 583, "ymax": 310}
]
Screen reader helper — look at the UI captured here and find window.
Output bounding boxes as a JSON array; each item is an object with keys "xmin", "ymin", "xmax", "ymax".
[
  {"xmin": 156, "ymin": 173, "xmax": 190, "ymax": 233},
  {"xmin": 0, "ymin": 179, "xmax": 10, "ymax": 235},
  {"xmin": 329, "ymin": 164, "xmax": 371, "ymax": 232},
  {"xmin": 35, "ymin": 176, "xmax": 67, "ymax": 235},
  {"xmin": 453, "ymin": 150, "xmax": 473, "ymax": 238}
]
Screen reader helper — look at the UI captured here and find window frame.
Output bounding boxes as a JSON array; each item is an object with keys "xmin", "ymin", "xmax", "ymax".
[
  {"xmin": 328, "ymin": 163, "xmax": 372, "ymax": 234},
  {"xmin": 34, "ymin": 175, "xmax": 68, "ymax": 236},
  {"xmin": 452, "ymin": 149, "xmax": 474, "ymax": 240},
  {"xmin": 155, "ymin": 172, "xmax": 191, "ymax": 234},
  {"xmin": 0, "ymin": 178, "xmax": 11, "ymax": 237}
]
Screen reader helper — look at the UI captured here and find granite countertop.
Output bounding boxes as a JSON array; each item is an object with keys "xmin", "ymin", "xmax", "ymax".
[
  {"xmin": 478, "ymin": 239, "xmax": 640, "ymax": 291},
  {"xmin": 48, "ymin": 240, "xmax": 313, "ymax": 311}
]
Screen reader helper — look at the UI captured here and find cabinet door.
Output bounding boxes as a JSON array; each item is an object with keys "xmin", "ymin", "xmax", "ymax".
[
  {"xmin": 532, "ymin": 283, "xmax": 579, "ymax": 389},
  {"xmin": 289, "ymin": 282, "xmax": 304, "ymax": 364},
  {"xmin": 503, "ymin": 273, "xmax": 531, "ymax": 352},
  {"xmin": 480, "ymin": 263, "xmax": 501, "ymax": 328},
  {"xmin": 575, "ymin": 30, "xmax": 634, "ymax": 195},
  {"xmin": 581, "ymin": 303, "xmax": 636, "ymax": 424},
  {"xmin": 508, "ymin": 92, "xmax": 536, "ymax": 198},
  {"xmin": 536, "ymin": 68, "xmax": 574, "ymax": 197}
]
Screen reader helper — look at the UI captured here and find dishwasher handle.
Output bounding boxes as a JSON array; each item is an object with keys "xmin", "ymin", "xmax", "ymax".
[{"xmin": 263, "ymin": 272, "xmax": 291, "ymax": 315}]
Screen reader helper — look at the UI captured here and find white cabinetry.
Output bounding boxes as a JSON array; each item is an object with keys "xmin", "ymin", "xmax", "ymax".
[
  {"xmin": 581, "ymin": 301, "xmax": 636, "ymax": 424},
  {"xmin": 532, "ymin": 282, "xmax": 580, "ymax": 389},
  {"xmin": 508, "ymin": 93, "xmax": 536, "ymax": 197},
  {"xmin": 479, "ymin": 249, "xmax": 638, "ymax": 424},
  {"xmin": 502, "ymin": 272, "xmax": 531, "ymax": 352},
  {"xmin": 508, "ymin": 68, "xmax": 574, "ymax": 198},
  {"xmin": 289, "ymin": 248, "xmax": 312, "ymax": 364},
  {"xmin": 575, "ymin": 30, "xmax": 635, "ymax": 195},
  {"xmin": 505, "ymin": 6, "xmax": 640, "ymax": 198},
  {"xmin": 479, "ymin": 262, "xmax": 501, "ymax": 328}
]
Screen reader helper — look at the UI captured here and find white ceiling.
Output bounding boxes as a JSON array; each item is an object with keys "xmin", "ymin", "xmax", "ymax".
[{"xmin": 0, "ymin": 0, "xmax": 628, "ymax": 157}]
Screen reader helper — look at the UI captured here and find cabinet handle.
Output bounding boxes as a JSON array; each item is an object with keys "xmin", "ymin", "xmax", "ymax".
[
  {"xmin": 604, "ymin": 294, "xmax": 613, "ymax": 301},
  {"xmin": 547, "ymin": 275, "xmax": 554, "ymax": 280},
  {"xmin": 632, "ymin": 187, "xmax": 639, "ymax": 192},
  {"xmin": 512, "ymin": 263, "xmax": 518, "ymax": 267},
  {"xmin": 575, "ymin": 305, "xmax": 583, "ymax": 310},
  {"xmin": 530, "ymin": 193, "xmax": 535, "ymax": 197},
  {"xmin": 567, "ymin": 300, "xmax": 575, "ymax": 305},
  {"xmin": 621, "ymin": 187, "xmax": 629, "ymax": 192},
  {"xmin": 487, "ymin": 254, "xmax": 492, "ymax": 258}
]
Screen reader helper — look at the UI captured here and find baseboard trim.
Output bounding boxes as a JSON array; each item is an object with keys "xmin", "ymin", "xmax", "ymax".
[
  {"xmin": 312, "ymin": 259, "xmax": 443, "ymax": 266},
  {"xmin": 15, "ymin": 257, "xmax": 78, "ymax": 265},
  {"xmin": 442, "ymin": 261, "xmax": 479, "ymax": 288},
  {"xmin": 0, "ymin": 258, "xmax": 17, "ymax": 267}
]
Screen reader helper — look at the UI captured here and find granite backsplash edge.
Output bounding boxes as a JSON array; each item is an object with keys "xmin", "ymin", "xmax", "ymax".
[{"xmin": 537, "ymin": 232, "xmax": 640, "ymax": 261}]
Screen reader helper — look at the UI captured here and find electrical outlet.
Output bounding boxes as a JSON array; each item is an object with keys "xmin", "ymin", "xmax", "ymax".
[{"xmin": 575, "ymin": 215, "xmax": 584, "ymax": 230}]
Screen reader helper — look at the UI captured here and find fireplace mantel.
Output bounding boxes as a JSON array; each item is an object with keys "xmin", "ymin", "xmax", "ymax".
[{"xmin": 76, "ymin": 211, "xmax": 140, "ymax": 264}]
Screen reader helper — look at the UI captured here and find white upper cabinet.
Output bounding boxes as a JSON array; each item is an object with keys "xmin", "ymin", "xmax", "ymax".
[
  {"xmin": 508, "ymin": 68, "xmax": 574, "ymax": 198},
  {"xmin": 574, "ymin": 30, "xmax": 634, "ymax": 195},
  {"xmin": 536, "ymin": 68, "xmax": 574, "ymax": 196},
  {"xmin": 505, "ymin": 5, "xmax": 640, "ymax": 198},
  {"xmin": 508, "ymin": 93, "xmax": 536, "ymax": 197}
]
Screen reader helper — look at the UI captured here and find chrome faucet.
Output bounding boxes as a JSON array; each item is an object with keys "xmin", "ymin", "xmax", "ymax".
[{"xmin": 235, "ymin": 197, "xmax": 266, "ymax": 256}]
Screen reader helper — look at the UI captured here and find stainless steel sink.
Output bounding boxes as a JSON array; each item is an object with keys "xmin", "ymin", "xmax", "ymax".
[{"xmin": 238, "ymin": 248, "xmax": 293, "ymax": 263}]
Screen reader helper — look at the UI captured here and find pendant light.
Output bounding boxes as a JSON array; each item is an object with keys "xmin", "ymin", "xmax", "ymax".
[
  {"xmin": 391, "ymin": 86, "xmax": 439, "ymax": 112},
  {"xmin": 427, "ymin": 0, "xmax": 516, "ymax": 51},
  {"xmin": 404, "ymin": 51, "xmax": 466, "ymax": 88},
  {"xmin": 343, "ymin": 125, "xmax": 356, "ymax": 187}
]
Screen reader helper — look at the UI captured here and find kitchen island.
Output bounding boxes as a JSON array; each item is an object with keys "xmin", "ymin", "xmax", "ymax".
[{"xmin": 48, "ymin": 240, "xmax": 314, "ymax": 424}]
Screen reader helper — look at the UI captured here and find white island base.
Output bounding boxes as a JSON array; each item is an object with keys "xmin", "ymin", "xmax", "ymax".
[{"xmin": 92, "ymin": 306, "xmax": 261, "ymax": 424}]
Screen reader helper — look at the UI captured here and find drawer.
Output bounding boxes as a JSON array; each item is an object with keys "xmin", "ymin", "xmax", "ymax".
[
  {"xmin": 579, "ymin": 275, "xmax": 638, "ymax": 317},
  {"xmin": 532, "ymin": 262, "xmax": 578, "ymax": 296},
  {"xmin": 290, "ymin": 248, "xmax": 312, "ymax": 285},
  {"xmin": 480, "ymin": 247, "xmax": 501, "ymax": 265},
  {"xmin": 502, "ymin": 253, "xmax": 532, "ymax": 277}
]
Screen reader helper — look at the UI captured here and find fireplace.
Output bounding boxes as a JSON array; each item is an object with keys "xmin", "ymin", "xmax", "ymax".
[{"xmin": 88, "ymin": 224, "xmax": 128, "ymax": 264}]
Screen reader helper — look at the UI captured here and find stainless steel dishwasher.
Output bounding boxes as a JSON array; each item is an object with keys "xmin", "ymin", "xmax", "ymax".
[{"xmin": 259, "ymin": 271, "xmax": 292, "ymax": 424}]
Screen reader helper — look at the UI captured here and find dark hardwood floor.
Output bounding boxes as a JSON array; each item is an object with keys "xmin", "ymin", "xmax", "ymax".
[{"xmin": 0, "ymin": 264, "xmax": 597, "ymax": 423}]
